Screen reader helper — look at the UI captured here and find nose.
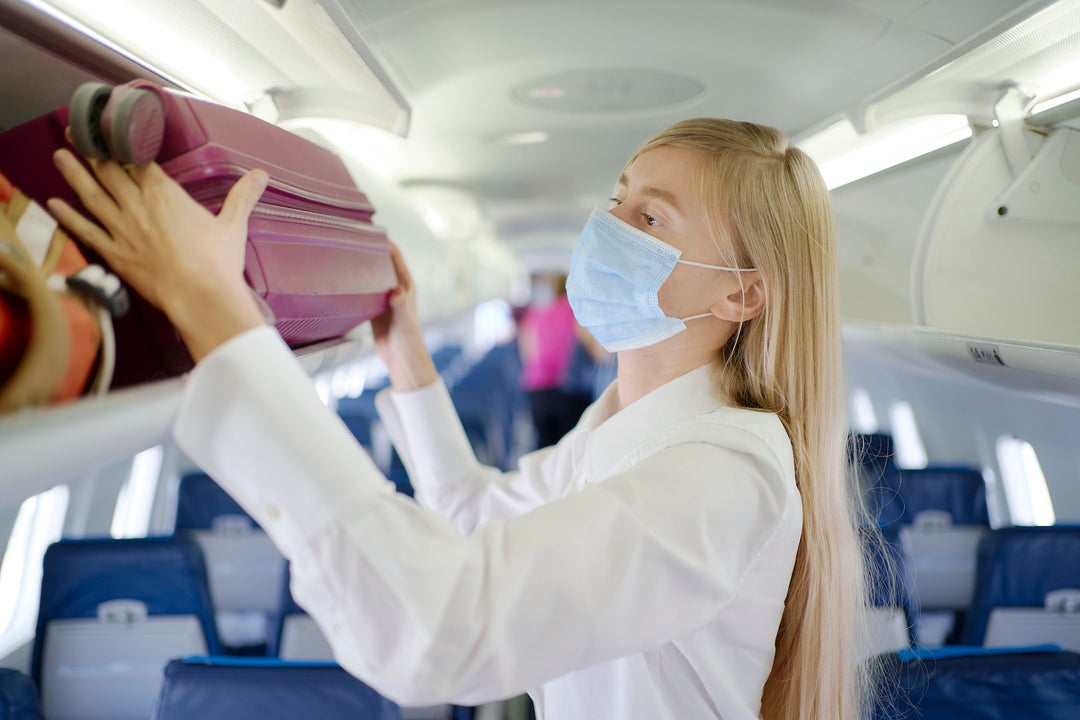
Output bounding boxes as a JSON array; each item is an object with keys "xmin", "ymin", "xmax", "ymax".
[{"xmin": 608, "ymin": 200, "xmax": 632, "ymax": 225}]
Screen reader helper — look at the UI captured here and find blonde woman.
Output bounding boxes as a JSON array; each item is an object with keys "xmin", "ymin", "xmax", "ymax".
[{"xmin": 50, "ymin": 118, "xmax": 869, "ymax": 719}]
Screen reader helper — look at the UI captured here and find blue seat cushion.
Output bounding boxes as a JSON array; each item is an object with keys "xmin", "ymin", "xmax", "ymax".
[
  {"xmin": 872, "ymin": 646, "xmax": 1080, "ymax": 719},
  {"xmin": 154, "ymin": 658, "xmax": 400, "ymax": 720}
]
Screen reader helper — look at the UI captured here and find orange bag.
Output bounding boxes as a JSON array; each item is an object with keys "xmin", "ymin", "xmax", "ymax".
[{"xmin": 0, "ymin": 171, "xmax": 125, "ymax": 413}]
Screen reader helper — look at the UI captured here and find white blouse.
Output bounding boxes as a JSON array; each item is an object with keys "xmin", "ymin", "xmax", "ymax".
[{"xmin": 174, "ymin": 326, "xmax": 801, "ymax": 719}]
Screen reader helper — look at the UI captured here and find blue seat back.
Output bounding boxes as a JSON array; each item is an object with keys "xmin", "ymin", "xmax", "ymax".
[
  {"xmin": 33, "ymin": 537, "xmax": 221, "ymax": 684},
  {"xmin": 850, "ymin": 432, "xmax": 896, "ymax": 473},
  {"xmin": 175, "ymin": 473, "xmax": 258, "ymax": 532},
  {"xmin": 963, "ymin": 526, "xmax": 1080, "ymax": 645},
  {"xmin": 0, "ymin": 669, "xmax": 40, "ymax": 720},
  {"xmin": 885, "ymin": 466, "xmax": 989, "ymax": 527},
  {"xmin": 872, "ymin": 646, "xmax": 1080, "ymax": 719},
  {"xmin": 268, "ymin": 566, "xmax": 304, "ymax": 658},
  {"xmin": 153, "ymin": 657, "xmax": 401, "ymax": 720},
  {"xmin": 863, "ymin": 528, "xmax": 918, "ymax": 641}
]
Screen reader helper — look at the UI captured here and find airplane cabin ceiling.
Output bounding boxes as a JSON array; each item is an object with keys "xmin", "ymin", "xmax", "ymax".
[{"xmin": 334, "ymin": 0, "xmax": 1040, "ymax": 246}]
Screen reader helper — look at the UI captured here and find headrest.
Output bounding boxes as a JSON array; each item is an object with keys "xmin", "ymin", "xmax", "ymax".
[{"xmin": 888, "ymin": 466, "xmax": 989, "ymax": 527}]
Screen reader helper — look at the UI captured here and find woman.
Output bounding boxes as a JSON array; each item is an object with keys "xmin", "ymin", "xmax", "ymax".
[
  {"xmin": 518, "ymin": 273, "xmax": 593, "ymax": 448},
  {"xmin": 49, "ymin": 118, "xmax": 870, "ymax": 719}
]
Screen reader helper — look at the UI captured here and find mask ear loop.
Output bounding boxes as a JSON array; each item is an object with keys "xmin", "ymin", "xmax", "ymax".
[{"xmin": 725, "ymin": 270, "xmax": 747, "ymax": 366}]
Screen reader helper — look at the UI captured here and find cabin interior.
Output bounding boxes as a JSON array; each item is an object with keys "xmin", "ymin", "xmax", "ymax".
[{"xmin": 1, "ymin": 0, "xmax": 1080, "ymax": 718}]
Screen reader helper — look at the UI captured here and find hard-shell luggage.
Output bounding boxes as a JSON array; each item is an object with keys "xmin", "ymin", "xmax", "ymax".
[{"xmin": 0, "ymin": 80, "xmax": 396, "ymax": 387}]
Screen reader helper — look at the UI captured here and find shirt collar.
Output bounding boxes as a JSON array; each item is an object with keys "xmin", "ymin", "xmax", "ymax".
[{"xmin": 578, "ymin": 364, "xmax": 726, "ymax": 480}]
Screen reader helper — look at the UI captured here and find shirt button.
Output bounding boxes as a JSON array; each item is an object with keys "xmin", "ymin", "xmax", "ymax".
[{"xmin": 265, "ymin": 503, "xmax": 281, "ymax": 521}]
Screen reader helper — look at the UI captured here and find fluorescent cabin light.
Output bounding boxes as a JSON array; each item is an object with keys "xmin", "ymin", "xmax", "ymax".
[
  {"xmin": 488, "ymin": 131, "xmax": 550, "ymax": 146},
  {"xmin": 1031, "ymin": 87, "xmax": 1080, "ymax": 116},
  {"xmin": 24, "ymin": 0, "xmax": 251, "ymax": 106},
  {"xmin": 798, "ymin": 115, "xmax": 972, "ymax": 190}
]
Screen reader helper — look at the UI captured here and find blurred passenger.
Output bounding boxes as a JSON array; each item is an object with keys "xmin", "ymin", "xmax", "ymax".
[{"xmin": 518, "ymin": 274, "xmax": 592, "ymax": 447}]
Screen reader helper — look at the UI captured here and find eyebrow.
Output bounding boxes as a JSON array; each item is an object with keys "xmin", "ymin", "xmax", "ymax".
[{"xmin": 617, "ymin": 173, "xmax": 682, "ymax": 212}]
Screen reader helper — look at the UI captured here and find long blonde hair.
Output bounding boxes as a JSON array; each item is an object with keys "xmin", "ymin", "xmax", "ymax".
[{"xmin": 630, "ymin": 119, "xmax": 870, "ymax": 719}]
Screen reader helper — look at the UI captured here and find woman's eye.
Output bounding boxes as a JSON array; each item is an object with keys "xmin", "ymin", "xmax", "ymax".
[
  {"xmin": 642, "ymin": 213, "xmax": 659, "ymax": 227},
  {"xmin": 608, "ymin": 197, "xmax": 623, "ymax": 208}
]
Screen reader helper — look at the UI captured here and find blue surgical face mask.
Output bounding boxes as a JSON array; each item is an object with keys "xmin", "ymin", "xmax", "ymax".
[{"xmin": 566, "ymin": 207, "xmax": 755, "ymax": 352}]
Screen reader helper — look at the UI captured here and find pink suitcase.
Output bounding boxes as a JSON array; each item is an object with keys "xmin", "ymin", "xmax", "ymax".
[{"xmin": 0, "ymin": 80, "xmax": 396, "ymax": 387}]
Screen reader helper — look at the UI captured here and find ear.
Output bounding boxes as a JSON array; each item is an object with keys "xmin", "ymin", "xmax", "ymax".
[{"xmin": 709, "ymin": 272, "xmax": 765, "ymax": 323}]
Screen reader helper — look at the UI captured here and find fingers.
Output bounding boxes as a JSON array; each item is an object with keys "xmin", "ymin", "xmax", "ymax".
[
  {"xmin": 387, "ymin": 241, "xmax": 414, "ymax": 290},
  {"xmin": 87, "ymin": 156, "xmax": 143, "ymax": 209},
  {"xmin": 46, "ymin": 197, "xmax": 116, "ymax": 261},
  {"xmin": 52, "ymin": 149, "xmax": 124, "ymax": 230},
  {"xmin": 219, "ymin": 169, "xmax": 269, "ymax": 229}
]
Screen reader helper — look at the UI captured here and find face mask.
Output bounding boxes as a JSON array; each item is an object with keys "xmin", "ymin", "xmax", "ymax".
[{"xmin": 566, "ymin": 207, "xmax": 755, "ymax": 352}]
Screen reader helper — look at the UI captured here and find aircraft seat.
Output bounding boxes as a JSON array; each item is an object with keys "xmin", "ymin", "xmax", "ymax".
[
  {"xmin": 861, "ymin": 527, "xmax": 917, "ymax": 659},
  {"xmin": 269, "ymin": 571, "xmax": 461, "ymax": 720},
  {"xmin": 866, "ymin": 465, "xmax": 990, "ymax": 647},
  {"xmin": 849, "ymin": 433, "xmax": 897, "ymax": 474},
  {"xmin": 871, "ymin": 645, "xmax": 1080, "ymax": 719},
  {"xmin": 175, "ymin": 472, "xmax": 259, "ymax": 533},
  {"xmin": 33, "ymin": 537, "xmax": 220, "ymax": 720},
  {"xmin": 0, "ymin": 668, "xmax": 40, "ymax": 720},
  {"xmin": 152, "ymin": 657, "xmax": 400, "ymax": 720},
  {"xmin": 448, "ymin": 344, "xmax": 523, "ymax": 470},
  {"xmin": 851, "ymin": 433, "xmax": 900, "ymax": 530},
  {"xmin": 175, "ymin": 473, "xmax": 286, "ymax": 652},
  {"xmin": 964, "ymin": 526, "xmax": 1080, "ymax": 651}
]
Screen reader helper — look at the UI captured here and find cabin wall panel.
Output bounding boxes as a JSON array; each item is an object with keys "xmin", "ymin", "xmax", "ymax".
[{"xmin": 846, "ymin": 338, "xmax": 1080, "ymax": 522}]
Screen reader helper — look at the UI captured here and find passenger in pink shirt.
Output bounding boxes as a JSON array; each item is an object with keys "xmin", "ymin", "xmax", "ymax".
[{"xmin": 517, "ymin": 274, "xmax": 592, "ymax": 448}]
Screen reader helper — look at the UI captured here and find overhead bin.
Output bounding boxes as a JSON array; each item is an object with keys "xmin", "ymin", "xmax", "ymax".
[
  {"xmin": 911, "ymin": 120, "xmax": 1080, "ymax": 346},
  {"xmin": 841, "ymin": 0, "xmax": 1080, "ymax": 345},
  {"xmin": 3, "ymin": 0, "xmax": 410, "ymax": 134}
]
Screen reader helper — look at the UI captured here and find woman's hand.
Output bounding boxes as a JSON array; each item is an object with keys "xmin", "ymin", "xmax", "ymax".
[
  {"xmin": 47, "ymin": 148, "xmax": 269, "ymax": 362},
  {"xmin": 370, "ymin": 242, "xmax": 437, "ymax": 391}
]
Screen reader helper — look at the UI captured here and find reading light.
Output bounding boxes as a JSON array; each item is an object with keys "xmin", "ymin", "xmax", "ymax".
[
  {"xmin": 1030, "ymin": 87, "xmax": 1080, "ymax": 116},
  {"xmin": 797, "ymin": 115, "xmax": 972, "ymax": 190}
]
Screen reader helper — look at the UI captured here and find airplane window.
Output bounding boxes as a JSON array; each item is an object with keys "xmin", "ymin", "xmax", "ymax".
[
  {"xmin": 314, "ymin": 376, "xmax": 334, "ymax": 408},
  {"xmin": 995, "ymin": 436, "xmax": 1055, "ymax": 526},
  {"xmin": 849, "ymin": 388, "xmax": 879, "ymax": 433},
  {"xmin": 980, "ymin": 467, "xmax": 1008, "ymax": 529},
  {"xmin": 329, "ymin": 362, "xmax": 369, "ymax": 401},
  {"xmin": 0, "ymin": 485, "xmax": 69, "ymax": 658},
  {"xmin": 888, "ymin": 401, "xmax": 928, "ymax": 469},
  {"xmin": 110, "ymin": 445, "xmax": 163, "ymax": 539}
]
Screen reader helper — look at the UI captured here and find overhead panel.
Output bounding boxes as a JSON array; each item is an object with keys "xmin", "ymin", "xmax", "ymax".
[{"xmin": 18, "ymin": 0, "xmax": 409, "ymax": 134}]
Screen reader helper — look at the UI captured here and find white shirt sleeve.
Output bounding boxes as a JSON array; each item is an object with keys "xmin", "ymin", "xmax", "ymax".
[
  {"xmin": 375, "ymin": 382, "xmax": 579, "ymax": 533},
  {"xmin": 173, "ymin": 326, "xmax": 793, "ymax": 707}
]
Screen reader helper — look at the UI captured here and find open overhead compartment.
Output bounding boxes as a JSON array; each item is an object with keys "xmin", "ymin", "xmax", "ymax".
[{"xmin": 1, "ymin": 0, "xmax": 410, "ymax": 134}]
